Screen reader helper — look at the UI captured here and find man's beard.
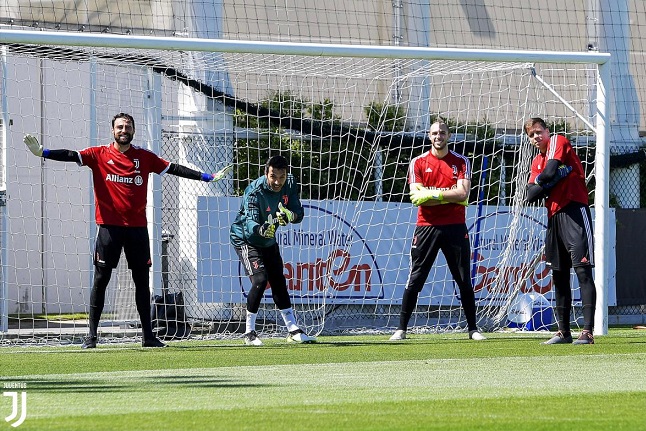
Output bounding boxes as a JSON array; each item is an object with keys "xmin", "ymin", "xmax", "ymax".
[{"xmin": 115, "ymin": 134, "xmax": 133, "ymax": 145}]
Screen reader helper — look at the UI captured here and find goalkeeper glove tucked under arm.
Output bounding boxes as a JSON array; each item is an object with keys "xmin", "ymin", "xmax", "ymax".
[
  {"xmin": 23, "ymin": 134, "xmax": 44, "ymax": 157},
  {"xmin": 409, "ymin": 188, "xmax": 443, "ymax": 206},
  {"xmin": 534, "ymin": 164, "xmax": 572, "ymax": 190},
  {"xmin": 542, "ymin": 164, "xmax": 572, "ymax": 189},
  {"xmin": 276, "ymin": 202, "xmax": 296, "ymax": 226}
]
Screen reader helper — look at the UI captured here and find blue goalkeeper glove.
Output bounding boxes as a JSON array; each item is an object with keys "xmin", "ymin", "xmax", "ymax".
[
  {"xmin": 202, "ymin": 164, "xmax": 233, "ymax": 182},
  {"xmin": 276, "ymin": 202, "xmax": 296, "ymax": 226},
  {"xmin": 23, "ymin": 134, "xmax": 44, "ymax": 157},
  {"xmin": 536, "ymin": 164, "xmax": 572, "ymax": 190},
  {"xmin": 409, "ymin": 188, "xmax": 443, "ymax": 206}
]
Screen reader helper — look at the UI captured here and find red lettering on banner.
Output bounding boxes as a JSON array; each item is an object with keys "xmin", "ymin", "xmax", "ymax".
[
  {"xmin": 472, "ymin": 252, "xmax": 551, "ymax": 295},
  {"xmin": 284, "ymin": 249, "xmax": 372, "ymax": 293}
]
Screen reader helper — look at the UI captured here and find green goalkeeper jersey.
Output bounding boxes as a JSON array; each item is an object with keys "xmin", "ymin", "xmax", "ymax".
[{"xmin": 230, "ymin": 173, "xmax": 304, "ymax": 248}]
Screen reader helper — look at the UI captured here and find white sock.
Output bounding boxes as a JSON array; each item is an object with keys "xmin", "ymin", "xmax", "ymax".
[
  {"xmin": 280, "ymin": 308, "xmax": 299, "ymax": 332},
  {"xmin": 245, "ymin": 311, "xmax": 257, "ymax": 334}
]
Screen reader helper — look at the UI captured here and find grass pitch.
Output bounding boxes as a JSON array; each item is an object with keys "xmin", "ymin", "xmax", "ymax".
[{"xmin": 1, "ymin": 329, "xmax": 645, "ymax": 430}]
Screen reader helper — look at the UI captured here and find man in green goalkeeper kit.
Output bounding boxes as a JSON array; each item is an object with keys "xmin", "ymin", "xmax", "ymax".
[
  {"xmin": 230, "ymin": 155, "xmax": 316, "ymax": 346},
  {"xmin": 23, "ymin": 113, "xmax": 231, "ymax": 349},
  {"xmin": 390, "ymin": 121, "xmax": 486, "ymax": 341}
]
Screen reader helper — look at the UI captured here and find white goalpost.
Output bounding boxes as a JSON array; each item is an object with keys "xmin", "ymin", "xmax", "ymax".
[{"xmin": 0, "ymin": 29, "xmax": 611, "ymax": 344}]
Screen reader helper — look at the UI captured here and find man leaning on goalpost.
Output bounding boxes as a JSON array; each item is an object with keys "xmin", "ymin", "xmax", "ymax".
[
  {"xmin": 23, "ymin": 112, "xmax": 232, "ymax": 349},
  {"xmin": 524, "ymin": 117, "xmax": 597, "ymax": 345}
]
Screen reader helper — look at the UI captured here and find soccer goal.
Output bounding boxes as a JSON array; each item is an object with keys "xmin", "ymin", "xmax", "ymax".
[{"xmin": 0, "ymin": 29, "xmax": 611, "ymax": 344}]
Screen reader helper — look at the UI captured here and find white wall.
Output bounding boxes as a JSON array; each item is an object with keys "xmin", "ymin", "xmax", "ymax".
[{"xmin": 5, "ymin": 55, "xmax": 93, "ymax": 313}]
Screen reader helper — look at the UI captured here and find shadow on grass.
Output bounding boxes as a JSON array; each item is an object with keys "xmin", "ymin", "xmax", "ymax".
[
  {"xmin": 0, "ymin": 378, "xmax": 136, "ymax": 393},
  {"xmin": 0, "ymin": 374, "xmax": 274, "ymax": 392},
  {"xmin": 142, "ymin": 374, "xmax": 277, "ymax": 389}
]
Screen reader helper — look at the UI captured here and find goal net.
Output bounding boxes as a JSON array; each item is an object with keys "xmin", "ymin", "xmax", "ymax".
[{"xmin": 0, "ymin": 32, "xmax": 609, "ymax": 344}]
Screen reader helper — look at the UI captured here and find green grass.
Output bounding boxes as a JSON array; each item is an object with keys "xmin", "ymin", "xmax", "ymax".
[{"xmin": 1, "ymin": 329, "xmax": 645, "ymax": 430}]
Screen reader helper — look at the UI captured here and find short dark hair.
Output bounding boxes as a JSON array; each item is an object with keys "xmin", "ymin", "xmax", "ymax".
[
  {"xmin": 524, "ymin": 117, "xmax": 548, "ymax": 134},
  {"xmin": 265, "ymin": 155, "xmax": 289, "ymax": 173},
  {"xmin": 112, "ymin": 113, "xmax": 135, "ymax": 130},
  {"xmin": 430, "ymin": 121, "xmax": 450, "ymax": 133}
]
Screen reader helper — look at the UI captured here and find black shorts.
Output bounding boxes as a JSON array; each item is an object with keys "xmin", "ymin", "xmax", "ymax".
[
  {"xmin": 233, "ymin": 242, "xmax": 284, "ymax": 278},
  {"xmin": 407, "ymin": 224, "xmax": 471, "ymax": 292},
  {"xmin": 94, "ymin": 225, "xmax": 151, "ymax": 269},
  {"xmin": 545, "ymin": 202, "xmax": 594, "ymax": 271}
]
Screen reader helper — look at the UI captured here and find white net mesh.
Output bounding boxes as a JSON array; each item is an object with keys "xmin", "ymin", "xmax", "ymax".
[{"xmin": 0, "ymin": 40, "xmax": 600, "ymax": 344}]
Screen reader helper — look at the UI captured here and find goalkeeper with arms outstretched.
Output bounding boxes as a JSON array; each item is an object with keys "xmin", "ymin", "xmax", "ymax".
[
  {"xmin": 390, "ymin": 121, "xmax": 485, "ymax": 341},
  {"xmin": 230, "ymin": 155, "xmax": 315, "ymax": 346},
  {"xmin": 23, "ymin": 112, "xmax": 231, "ymax": 349},
  {"xmin": 524, "ymin": 117, "xmax": 597, "ymax": 345}
]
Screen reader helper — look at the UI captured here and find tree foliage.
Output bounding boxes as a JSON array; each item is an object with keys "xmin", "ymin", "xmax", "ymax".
[{"xmin": 232, "ymin": 92, "xmax": 618, "ymax": 207}]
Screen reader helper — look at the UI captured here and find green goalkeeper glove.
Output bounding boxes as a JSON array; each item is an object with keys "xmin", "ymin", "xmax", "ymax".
[
  {"xmin": 203, "ymin": 164, "xmax": 233, "ymax": 182},
  {"xmin": 24, "ymin": 134, "xmax": 43, "ymax": 157},
  {"xmin": 212, "ymin": 164, "xmax": 233, "ymax": 182},
  {"xmin": 276, "ymin": 202, "xmax": 296, "ymax": 226},
  {"xmin": 256, "ymin": 221, "xmax": 277, "ymax": 239},
  {"xmin": 409, "ymin": 188, "xmax": 443, "ymax": 206}
]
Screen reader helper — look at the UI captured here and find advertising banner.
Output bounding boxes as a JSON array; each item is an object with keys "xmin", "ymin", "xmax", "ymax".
[{"xmin": 196, "ymin": 197, "xmax": 614, "ymax": 306}]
